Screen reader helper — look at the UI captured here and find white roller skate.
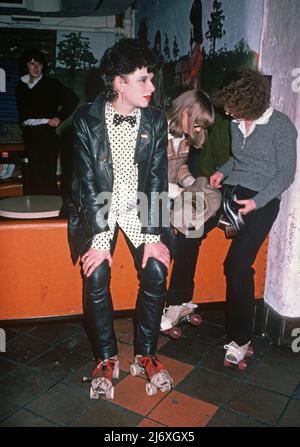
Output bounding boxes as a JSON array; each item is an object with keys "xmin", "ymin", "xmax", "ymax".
[
  {"xmin": 224, "ymin": 341, "xmax": 254, "ymax": 370},
  {"xmin": 82, "ymin": 356, "xmax": 119, "ymax": 400},
  {"xmin": 160, "ymin": 301, "xmax": 202, "ymax": 339},
  {"xmin": 130, "ymin": 355, "xmax": 173, "ymax": 396}
]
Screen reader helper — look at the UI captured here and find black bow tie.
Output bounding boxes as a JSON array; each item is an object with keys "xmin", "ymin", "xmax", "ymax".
[{"xmin": 113, "ymin": 113, "xmax": 136, "ymax": 127}]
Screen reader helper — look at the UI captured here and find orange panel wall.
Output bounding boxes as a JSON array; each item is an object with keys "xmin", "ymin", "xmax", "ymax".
[{"xmin": 0, "ymin": 219, "xmax": 267, "ymax": 321}]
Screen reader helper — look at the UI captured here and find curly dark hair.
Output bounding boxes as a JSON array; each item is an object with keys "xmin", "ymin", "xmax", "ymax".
[
  {"xmin": 212, "ymin": 68, "xmax": 271, "ymax": 120},
  {"xmin": 99, "ymin": 38, "xmax": 159, "ymax": 101}
]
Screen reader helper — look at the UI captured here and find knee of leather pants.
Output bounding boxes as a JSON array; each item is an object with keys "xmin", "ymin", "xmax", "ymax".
[{"xmin": 135, "ymin": 258, "xmax": 167, "ymax": 356}]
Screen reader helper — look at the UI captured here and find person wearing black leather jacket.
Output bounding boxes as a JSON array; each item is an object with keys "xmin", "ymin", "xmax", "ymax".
[{"xmin": 68, "ymin": 39, "xmax": 174, "ymax": 399}]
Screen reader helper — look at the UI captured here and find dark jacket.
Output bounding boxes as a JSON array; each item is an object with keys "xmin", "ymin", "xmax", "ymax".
[{"xmin": 68, "ymin": 96, "xmax": 172, "ymax": 264}]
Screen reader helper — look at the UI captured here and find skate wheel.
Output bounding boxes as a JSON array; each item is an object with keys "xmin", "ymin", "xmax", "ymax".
[
  {"xmin": 246, "ymin": 347, "xmax": 254, "ymax": 358},
  {"xmin": 237, "ymin": 359, "xmax": 247, "ymax": 370},
  {"xmin": 130, "ymin": 363, "xmax": 142, "ymax": 376},
  {"xmin": 168, "ymin": 326, "xmax": 182, "ymax": 340},
  {"xmin": 190, "ymin": 314, "xmax": 202, "ymax": 327},
  {"xmin": 90, "ymin": 387, "xmax": 99, "ymax": 399},
  {"xmin": 106, "ymin": 386, "xmax": 114, "ymax": 400},
  {"xmin": 146, "ymin": 382, "xmax": 157, "ymax": 396},
  {"xmin": 160, "ymin": 384, "xmax": 172, "ymax": 393},
  {"xmin": 224, "ymin": 359, "xmax": 232, "ymax": 368}
]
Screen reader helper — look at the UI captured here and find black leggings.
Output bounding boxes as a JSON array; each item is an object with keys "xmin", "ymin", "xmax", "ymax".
[
  {"xmin": 167, "ymin": 210, "xmax": 221, "ymax": 305},
  {"xmin": 23, "ymin": 125, "xmax": 58, "ymax": 195},
  {"xmin": 224, "ymin": 186, "xmax": 280, "ymax": 345}
]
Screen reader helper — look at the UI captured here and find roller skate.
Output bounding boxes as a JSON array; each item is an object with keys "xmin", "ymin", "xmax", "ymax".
[
  {"xmin": 160, "ymin": 301, "xmax": 202, "ymax": 339},
  {"xmin": 130, "ymin": 355, "xmax": 173, "ymax": 396},
  {"xmin": 223, "ymin": 341, "xmax": 254, "ymax": 370},
  {"xmin": 82, "ymin": 356, "xmax": 119, "ymax": 400}
]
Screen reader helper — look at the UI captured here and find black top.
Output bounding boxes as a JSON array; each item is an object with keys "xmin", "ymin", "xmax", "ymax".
[{"xmin": 16, "ymin": 76, "xmax": 79, "ymax": 124}]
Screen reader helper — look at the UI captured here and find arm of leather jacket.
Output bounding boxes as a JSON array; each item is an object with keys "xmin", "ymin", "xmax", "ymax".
[{"xmin": 71, "ymin": 108, "xmax": 109, "ymax": 237}]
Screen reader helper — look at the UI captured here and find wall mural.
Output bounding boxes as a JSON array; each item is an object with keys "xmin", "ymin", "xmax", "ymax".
[{"xmin": 137, "ymin": 0, "xmax": 257, "ymax": 176}]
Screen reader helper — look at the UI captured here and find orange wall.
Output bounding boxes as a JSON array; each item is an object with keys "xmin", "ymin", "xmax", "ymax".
[{"xmin": 0, "ymin": 219, "xmax": 267, "ymax": 321}]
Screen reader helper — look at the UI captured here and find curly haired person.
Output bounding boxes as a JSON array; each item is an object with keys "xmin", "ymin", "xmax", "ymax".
[{"xmin": 210, "ymin": 68, "xmax": 297, "ymax": 367}]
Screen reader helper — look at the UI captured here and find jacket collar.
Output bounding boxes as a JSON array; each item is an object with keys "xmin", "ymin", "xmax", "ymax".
[{"xmin": 87, "ymin": 95, "xmax": 153, "ymax": 163}]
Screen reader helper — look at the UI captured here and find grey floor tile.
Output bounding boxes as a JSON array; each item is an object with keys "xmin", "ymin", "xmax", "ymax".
[
  {"xmin": 60, "ymin": 333, "xmax": 93, "ymax": 359},
  {"xmin": 26, "ymin": 382, "xmax": 90, "ymax": 426},
  {"xmin": 201, "ymin": 309, "xmax": 226, "ymax": 327},
  {"xmin": 26, "ymin": 348, "xmax": 87, "ymax": 381},
  {"xmin": 0, "ymin": 408, "xmax": 59, "ymax": 427},
  {"xmin": 277, "ymin": 399, "xmax": 300, "ymax": 427},
  {"xmin": 70, "ymin": 401, "xmax": 142, "ymax": 427},
  {"xmin": 28, "ymin": 322, "xmax": 83, "ymax": 345},
  {"xmin": 0, "ymin": 357, "xmax": 19, "ymax": 378},
  {"xmin": 262, "ymin": 345, "xmax": 300, "ymax": 373},
  {"xmin": 225, "ymin": 382, "xmax": 289, "ymax": 426},
  {"xmin": 181, "ymin": 321, "xmax": 226, "ymax": 345},
  {"xmin": 176, "ymin": 367, "xmax": 239, "ymax": 406},
  {"xmin": 5, "ymin": 334, "xmax": 52, "ymax": 364},
  {"xmin": 294, "ymin": 383, "xmax": 300, "ymax": 400},
  {"xmin": 1, "ymin": 328, "xmax": 20, "ymax": 343},
  {"xmin": 207, "ymin": 408, "xmax": 266, "ymax": 427},
  {"xmin": 0, "ymin": 367, "xmax": 55, "ymax": 405},
  {"xmin": 158, "ymin": 337, "xmax": 213, "ymax": 365},
  {"xmin": 246, "ymin": 361, "xmax": 300, "ymax": 396},
  {"xmin": 0, "ymin": 397, "xmax": 19, "ymax": 422}
]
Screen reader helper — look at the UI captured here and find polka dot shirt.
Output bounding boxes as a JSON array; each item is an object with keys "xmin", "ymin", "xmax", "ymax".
[{"xmin": 91, "ymin": 102, "xmax": 160, "ymax": 251}]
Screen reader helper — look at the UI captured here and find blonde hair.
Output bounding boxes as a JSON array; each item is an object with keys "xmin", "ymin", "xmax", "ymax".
[{"xmin": 167, "ymin": 90, "xmax": 215, "ymax": 148}]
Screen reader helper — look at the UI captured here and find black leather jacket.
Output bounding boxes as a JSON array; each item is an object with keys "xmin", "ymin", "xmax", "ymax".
[{"xmin": 68, "ymin": 96, "xmax": 170, "ymax": 263}]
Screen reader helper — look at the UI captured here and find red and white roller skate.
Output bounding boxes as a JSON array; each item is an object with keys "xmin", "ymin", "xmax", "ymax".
[
  {"xmin": 160, "ymin": 301, "xmax": 202, "ymax": 339},
  {"xmin": 130, "ymin": 355, "xmax": 173, "ymax": 396},
  {"xmin": 82, "ymin": 356, "xmax": 119, "ymax": 400},
  {"xmin": 224, "ymin": 341, "xmax": 254, "ymax": 370}
]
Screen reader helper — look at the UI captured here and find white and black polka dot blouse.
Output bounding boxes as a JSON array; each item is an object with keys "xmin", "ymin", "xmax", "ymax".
[{"xmin": 91, "ymin": 102, "xmax": 160, "ymax": 251}]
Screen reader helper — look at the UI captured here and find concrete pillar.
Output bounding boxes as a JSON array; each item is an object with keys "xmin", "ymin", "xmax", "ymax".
[{"xmin": 259, "ymin": 0, "xmax": 300, "ymax": 343}]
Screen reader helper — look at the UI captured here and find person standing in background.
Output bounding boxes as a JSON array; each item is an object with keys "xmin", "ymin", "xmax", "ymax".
[{"xmin": 16, "ymin": 48, "xmax": 79, "ymax": 195}]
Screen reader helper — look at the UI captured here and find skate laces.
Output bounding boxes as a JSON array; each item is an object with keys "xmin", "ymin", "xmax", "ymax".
[
  {"xmin": 224, "ymin": 341, "xmax": 250, "ymax": 362},
  {"xmin": 138, "ymin": 356, "xmax": 164, "ymax": 379},
  {"xmin": 92, "ymin": 358, "xmax": 116, "ymax": 381},
  {"xmin": 165, "ymin": 303, "xmax": 194, "ymax": 324}
]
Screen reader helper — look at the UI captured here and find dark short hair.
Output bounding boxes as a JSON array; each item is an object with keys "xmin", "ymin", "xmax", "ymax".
[
  {"xmin": 19, "ymin": 48, "xmax": 47, "ymax": 75},
  {"xmin": 212, "ymin": 67, "xmax": 271, "ymax": 120},
  {"xmin": 22, "ymin": 48, "xmax": 46, "ymax": 65},
  {"xmin": 99, "ymin": 38, "xmax": 158, "ymax": 101}
]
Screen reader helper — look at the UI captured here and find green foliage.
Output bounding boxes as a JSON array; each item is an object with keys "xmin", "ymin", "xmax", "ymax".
[
  {"xmin": 56, "ymin": 32, "xmax": 98, "ymax": 74},
  {"xmin": 201, "ymin": 39, "xmax": 256, "ymax": 94},
  {"xmin": 205, "ymin": 0, "xmax": 226, "ymax": 55},
  {"xmin": 196, "ymin": 112, "xmax": 231, "ymax": 177}
]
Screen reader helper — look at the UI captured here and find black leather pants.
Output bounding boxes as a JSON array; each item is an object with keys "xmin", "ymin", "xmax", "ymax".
[{"xmin": 82, "ymin": 228, "xmax": 167, "ymax": 361}]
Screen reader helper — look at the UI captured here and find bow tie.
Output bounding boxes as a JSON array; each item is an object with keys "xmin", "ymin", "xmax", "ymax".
[{"xmin": 113, "ymin": 113, "xmax": 136, "ymax": 127}]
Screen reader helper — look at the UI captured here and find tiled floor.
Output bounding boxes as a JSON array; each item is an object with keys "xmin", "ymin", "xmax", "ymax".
[{"xmin": 1, "ymin": 307, "xmax": 300, "ymax": 427}]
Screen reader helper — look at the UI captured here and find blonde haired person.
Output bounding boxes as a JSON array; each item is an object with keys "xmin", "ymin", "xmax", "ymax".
[{"xmin": 161, "ymin": 90, "xmax": 221, "ymax": 331}]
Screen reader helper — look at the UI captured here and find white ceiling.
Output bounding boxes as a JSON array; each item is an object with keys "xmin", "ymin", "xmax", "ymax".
[{"xmin": 0, "ymin": 0, "xmax": 134, "ymax": 17}]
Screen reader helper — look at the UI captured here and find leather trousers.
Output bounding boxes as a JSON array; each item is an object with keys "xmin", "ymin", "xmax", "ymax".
[{"xmin": 82, "ymin": 227, "xmax": 167, "ymax": 361}]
